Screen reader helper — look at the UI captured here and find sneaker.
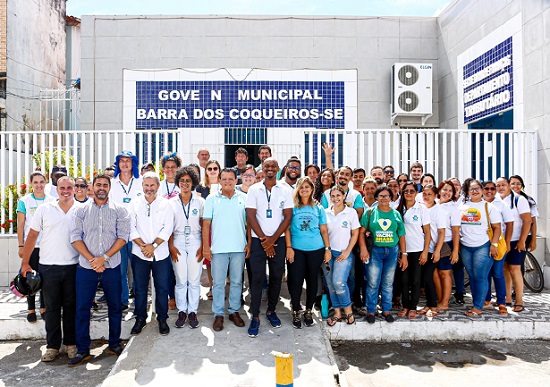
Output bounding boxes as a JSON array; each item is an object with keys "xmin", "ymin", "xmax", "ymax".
[
  {"xmin": 188, "ymin": 312, "xmax": 199, "ymax": 329},
  {"xmin": 96, "ymin": 295, "xmax": 107, "ymax": 303},
  {"xmin": 366, "ymin": 314, "xmax": 376, "ymax": 324},
  {"xmin": 26, "ymin": 312, "xmax": 37, "ymax": 323},
  {"xmin": 66, "ymin": 345, "xmax": 77, "ymax": 359},
  {"xmin": 266, "ymin": 311, "xmax": 281, "ymax": 328},
  {"xmin": 383, "ymin": 313, "xmax": 394, "ymax": 323},
  {"xmin": 41, "ymin": 348, "xmax": 59, "ymax": 362},
  {"xmin": 158, "ymin": 319, "xmax": 170, "ymax": 335},
  {"xmin": 248, "ymin": 317, "xmax": 260, "ymax": 337},
  {"xmin": 454, "ymin": 292, "xmax": 465, "ymax": 305},
  {"xmin": 303, "ymin": 309, "xmax": 314, "ymax": 327},
  {"xmin": 131, "ymin": 318, "xmax": 147, "ymax": 335},
  {"xmin": 107, "ymin": 344, "xmax": 124, "ymax": 357},
  {"xmin": 292, "ymin": 311, "xmax": 302, "ymax": 329},
  {"xmin": 175, "ymin": 311, "xmax": 187, "ymax": 328},
  {"xmin": 67, "ymin": 352, "xmax": 91, "ymax": 367}
]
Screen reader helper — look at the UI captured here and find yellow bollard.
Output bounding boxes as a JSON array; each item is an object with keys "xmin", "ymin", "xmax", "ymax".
[{"xmin": 271, "ymin": 351, "xmax": 293, "ymax": 387}]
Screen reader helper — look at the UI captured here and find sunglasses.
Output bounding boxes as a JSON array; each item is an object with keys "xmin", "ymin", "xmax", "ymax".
[
  {"xmin": 207, "ymin": 167, "xmax": 219, "ymax": 171},
  {"xmin": 75, "ymin": 184, "xmax": 87, "ymax": 189},
  {"xmin": 403, "ymin": 189, "xmax": 416, "ymax": 194},
  {"xmin": 384, "ymin": 170, "xmax": 394, "ymax": 174},
  {"xmin": 325, "ymin": 264, "xmax": 331, "ymax": 272},
  {"xmin": 483, "ymin": 187, "xmax": 496, "ymax": 191},
  {"xmin": 398, "ymin": 179, "xmax": 408, "ymax": 183}
]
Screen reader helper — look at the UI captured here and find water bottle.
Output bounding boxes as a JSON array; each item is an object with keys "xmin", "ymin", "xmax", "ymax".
[{"xmin": 321, "ymin": 294, "xmax": 329, "ymax": 319}]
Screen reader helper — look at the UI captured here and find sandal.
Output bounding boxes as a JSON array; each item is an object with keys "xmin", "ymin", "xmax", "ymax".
[
  {"xmin": 464, "ymin": 309, "xmax": 482, "ymax": 318},
  {"xmin": 398, "ymin": 308, "xmax": 409, "ymax": 318},
  {"xmin": 41, "ymin": 348, "xmax": 59, "ymax": 362},
  {"xmin": 345, "ymin": 313, "xmax": 355, "ymax": 325},
  {"xmin": 408, "ymin": 309, "xmax": 417, "ymax": 319},
  {"xmin": 327, "ymin": 315, "xmax": 339, "ymax": 327},
  {"xmin": 498, "ymin": 305, "xmax": 508, "ymax": 315},
  {"xmin": 417, "ymin": 307, "xmax": 430, "ymax": 315},
  {"xmin": 483, "ymin": 301, "xmax": 492, "ymax": 309},
  {"xmin": 168, "ymin": 299, "xmax": 176, "ymax": 310},
  {"xmin": 512, "ymin": 304, "xmax": 524, "ymax": 313}
]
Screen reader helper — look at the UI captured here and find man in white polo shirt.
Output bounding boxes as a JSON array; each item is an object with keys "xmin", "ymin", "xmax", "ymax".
[
  {"xmin": 108, "ymin": 150, "xmax": 143, "ymax": 310},
  {"xmin": 128, "ymin": 172, "xmax": 174, "ymax": 336},
  {"xmin": 21, "ymin": 176, "xmax": 80, "ymax": 363},
  {"xmin": 246, "ymin": 158, "xmax": 293, "ymax": 337}
]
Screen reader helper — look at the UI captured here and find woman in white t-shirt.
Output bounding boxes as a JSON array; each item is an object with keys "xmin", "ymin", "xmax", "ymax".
[
  {"xmin": 451, "ymin": 179, "xmax": 502, "ymax": 318},
  {"xmin": 496, "ymin": 177, "xmax": 531, "ymax": 313},
  {"xmin": 16, "ymin": 171, "xmax": 55, "ymax": 322},
  {"xmin": 396, "ymin": 182, "xmax": 430, "ymax": 319},
  {"xmin": 323, "ymin": 186, "xmax": 360, "ymax": 327},
  {"xmin": 509, "ymin": 175, "xmax": 538, "ymax": 252}
]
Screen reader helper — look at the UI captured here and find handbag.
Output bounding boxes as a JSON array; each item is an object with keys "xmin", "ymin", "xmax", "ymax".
[
  {"xmin": 364, "ymin": 209, "xmax": 374, "ymax": 254},
  {"xmin": 485, "ymin": 202, "xmax": 507, "ymax": 261}
]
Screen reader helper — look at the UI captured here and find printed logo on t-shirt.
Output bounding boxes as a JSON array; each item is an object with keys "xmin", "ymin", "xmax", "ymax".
[
  {"xmin": 279, "ymin": 200, "xmax": 285, "ymax": 209},
  {"xmin": 341, "ymin": 221, "xmax": 349, "ymax": 228},
  {"xmin": 300, "ymin": 219, "xmax": 312, "ymax": 231},
  {"xmin": 412, "ymin": 215, "xmax": 419, "ymax": 222},
  {"xmin": 461, "ymin": 208, "xmax": 481, "ymax": 225},
  {"xmin": 192, "ymin": 209, "xmax": 199, "ymax": 216},
  {"xmin": 378, "ymin": 219, "xmax": 392, "ymax": 231}
]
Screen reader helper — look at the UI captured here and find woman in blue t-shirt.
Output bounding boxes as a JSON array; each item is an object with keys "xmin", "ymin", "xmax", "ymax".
[{"xmin": 286, "ymin": 177, "xmax": 331, "ymax": 329}]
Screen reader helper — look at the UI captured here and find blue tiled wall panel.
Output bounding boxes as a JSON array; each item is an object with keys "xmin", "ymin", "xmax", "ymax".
[{"xmin": 136, "ymin": 81, "xmax": 345, "ymax": 129}]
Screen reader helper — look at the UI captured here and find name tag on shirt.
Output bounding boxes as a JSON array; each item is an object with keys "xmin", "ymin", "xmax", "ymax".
[
  {"xmin": 266, "ymin": 209, "xmax": 273, "ymax": 218},
  {"xmin": 123, "ymin": 198, "xmax": 131, "ymax": 203}
]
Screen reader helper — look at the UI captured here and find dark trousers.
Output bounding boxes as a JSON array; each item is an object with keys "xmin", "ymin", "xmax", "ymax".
[
  {"xmin": 287, "ymin": 248, "xmax": 325, "ymax": 311},
  {"xmin": 401, "ymin": 251, "xmax": 422, "ymax": 310},
  {"xmin": 38, "ymin": 263, "xmax": 77, "ymax": 350},
  {"xmin": 133, "ymin": 255, "xmax": 171, "ymax": 321},
  {"xmin": 421, "ymin": 254, "xmax": 438, "ymax": 308},
  {"xmin": 27, "ymin": 248, "xmax": 44, "ymax": 310},
  {"xmin": 351, "ymin": 245, "xmax": 362, "ymax": 305},
  {"xmin": 75, "ymin": 265, "xmax": 122, "ymax": 352},
  {"xmin": 249, "ymin": 237, "xmax": 286, "ymax": 317}
]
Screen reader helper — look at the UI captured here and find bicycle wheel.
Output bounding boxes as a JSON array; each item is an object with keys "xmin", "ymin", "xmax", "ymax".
[{"xmin": 523, "ymin": 252, "xmax": 544, "ymax": 293}]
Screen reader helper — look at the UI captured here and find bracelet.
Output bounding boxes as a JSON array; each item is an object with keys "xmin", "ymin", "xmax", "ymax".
[
  {"xmin": 19, "ymin": 245, "xmax": 23, "ymax": 247},
  {"xmin": 286, "ymin": 246, "xmax": 293, "ymax": 249},
  {"xmin": 401, "ymin": 252, "xmax": 408, "ymax": 256}
]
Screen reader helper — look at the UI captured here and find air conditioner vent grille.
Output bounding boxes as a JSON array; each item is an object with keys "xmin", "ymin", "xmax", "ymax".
[
  {"xmin": 398, "ymin": 91, "xmax": 419, "ymax": 112},
  {"xmin": 398, "ymin": 65, "xmax": 419, "ymax": 86}
]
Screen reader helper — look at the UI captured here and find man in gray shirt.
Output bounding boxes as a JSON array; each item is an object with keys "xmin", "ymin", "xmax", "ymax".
[{"xmin": 69, "ymin": 174, "xmax": 130, "ymax": 367}]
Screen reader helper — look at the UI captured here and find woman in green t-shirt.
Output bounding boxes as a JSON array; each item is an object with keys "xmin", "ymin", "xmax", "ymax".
[{"xmin": 359, "ymin": 186, "xmax": 407, "ymax": 324}]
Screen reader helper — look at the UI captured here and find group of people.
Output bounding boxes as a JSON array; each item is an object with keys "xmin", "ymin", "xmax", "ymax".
[{"xmin": 15, "ymin": 143, "xmax": 538, "ymax": 367}]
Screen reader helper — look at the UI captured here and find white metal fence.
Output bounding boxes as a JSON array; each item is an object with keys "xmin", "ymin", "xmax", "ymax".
[{"xmin": 0, "ymin": 128, "xmax": 537, "ymax": 234}]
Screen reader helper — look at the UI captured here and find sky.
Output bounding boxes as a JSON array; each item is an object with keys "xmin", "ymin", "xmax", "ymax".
[{"xmin": 66, "ymin": 0, "xmax": 452, "ymax": 18}]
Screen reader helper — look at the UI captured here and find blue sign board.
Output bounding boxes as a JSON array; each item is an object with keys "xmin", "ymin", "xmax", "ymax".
[
  {"xmin": 135, "ymin": 80, "xmax": 345, "ymax": 129},
  {"xmin": 463, "ymin": 37, "xmax": 513, "ymax": 124}
]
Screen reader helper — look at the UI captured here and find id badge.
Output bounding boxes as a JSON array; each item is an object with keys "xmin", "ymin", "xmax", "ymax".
[
  {"xmin": 266, "ymin": 209, "xmax": 273, "ymax": 218},
  {"xmin": 123, "ymin": 197, "xmax": 131, "ymax": 203},
  {"xmin": 184, "ymin": 225, "xmax": 191, "ymax": 235}
]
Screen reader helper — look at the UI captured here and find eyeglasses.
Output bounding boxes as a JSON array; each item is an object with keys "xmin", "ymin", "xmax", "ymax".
[
  {"xmin": 75, "ymin": 184, "xmax": 87, "ymax": 189},
  {"xmin": 207, "ymin": 167, "xmax": 219, "ymax": 171},
  {"xmin": 287, "ymin": 166, "xmax": 300, "ymax": 171},
  {"xmin": 242, "ymin": 174, "xmax": 255, "ymax": 178},
  {"xmin": 403, "ymin": 189, "xmax": 416, "ymax": 194},
  {"xmin": 469, "ymin": 186, "xmax": 481, "ymax": 192},
  {"xmin": 324, "ymin": 263, "xmax": 331, "ymax": 272},
  {"xmin": 510, "ymin": 182, "xmax": 522, "ymax": 186},
  {"xmin": 398, "ymin": 179, "xmax": 408, "ymax": 183},
  {"xmin": 384, "ymin": 170, "xmax": 394, "ymax": 174},
  {"xmin": 378, "ymin": 194, "xmax": 391, "ymax": 199},
  {"xmin": 483, "ymin": 187, "xmax": 496, "ymax": 191}
]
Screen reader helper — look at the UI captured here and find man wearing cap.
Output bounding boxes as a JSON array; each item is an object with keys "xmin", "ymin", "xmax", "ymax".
[
  {"xmin": 45, "ymin": 165, "xmax": 68, "ymax": 199},
  {"xmin": 108, "ymin": 151, "xmax": 144, "ymax": 310}
]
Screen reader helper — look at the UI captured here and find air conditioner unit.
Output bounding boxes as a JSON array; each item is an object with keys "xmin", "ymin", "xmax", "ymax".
[{"xmin": 391, "ymin": 63, "xmax": 433, "ymax": 125}]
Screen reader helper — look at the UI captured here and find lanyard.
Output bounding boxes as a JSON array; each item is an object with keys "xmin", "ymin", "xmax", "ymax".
[
  {"xmin": 181, "ymin": 199, "xmax": 191, "ymax": 223},
  {"xmin": 264, "ymin": 183, "xmax": 272, "ymax": 209},
  {"xmin": 166, "ymin": 180, "xmax": 177, "ymax": 197},
  {"xmin": 119, "ymin": 177, "xmax": 134, "ymax": 197}
]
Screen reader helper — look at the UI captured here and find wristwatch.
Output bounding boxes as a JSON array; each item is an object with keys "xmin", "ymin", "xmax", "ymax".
[
  {"xmin": 152, "ymin": 242, "xmax": 159, "ymax": 249},
  {"xmin": 103, "ymin": 254, "xmax": 110, "ymax": 263},
  {"xmin": 325, "ymin": 247, "xmax": 331, "ymax": 251},
  {"xmin": 491, "ymin": 242, "xmax": 498, "ymax": 247}
]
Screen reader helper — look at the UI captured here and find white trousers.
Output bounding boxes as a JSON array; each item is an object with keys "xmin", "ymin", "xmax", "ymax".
[{"xmin": 172, "ymin": 236, "xmax": 203, "ymax": 314}]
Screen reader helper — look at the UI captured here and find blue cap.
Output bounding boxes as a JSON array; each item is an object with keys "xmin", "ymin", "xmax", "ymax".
[{"xmin": 114, "ymin": 151, "xmax": 139, "ymax": 178}]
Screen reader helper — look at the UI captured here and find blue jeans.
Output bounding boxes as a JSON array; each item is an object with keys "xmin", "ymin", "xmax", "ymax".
[
  {"xmin": 211, "ymin": 252, "xmax": 246, "ymax": 317},
  {"xmin": 75, "ymin": 265, "xmax": 121, "ymax": 352},
  {"xmin": 133, "ymin": 255, "xmax": 171, "ymax": 321},
  {"xmin": 322, "ymin": 250, "xmax": 353, "ymax": 309},
  {"xmin": 486, "ymin": 257, "xmax": 506, "ymax": 305},
  {"xmin": 120, "ymin": 241, "xmax": 133, "ymax": 305},
  {"xmin": 366, "ymin": 245, "xmax": 399, "ymax": 314},
  {"xmin": 460, "ymin": 242, "xmax": 492, "ymax": 311}
]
